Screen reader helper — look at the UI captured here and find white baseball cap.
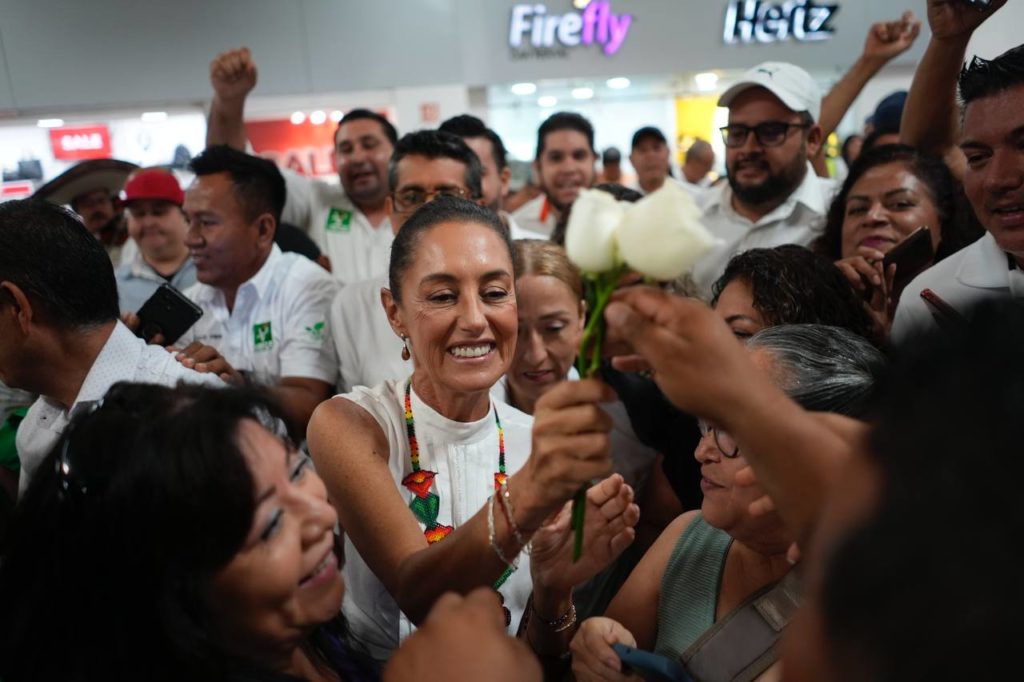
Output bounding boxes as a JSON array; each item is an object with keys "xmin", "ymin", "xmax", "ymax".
[{"xmin": 718, "ymin": 62, "xmax": 822, "ymax": 122}]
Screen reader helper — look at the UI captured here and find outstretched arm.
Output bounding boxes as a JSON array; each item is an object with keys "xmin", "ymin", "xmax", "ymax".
[
  {"xmin": 900, "ymin": 0, "xmax": 1007, "ymax": 164},
  {"xmin": 207, "ymin": 47, "xmax": 258, "ymax": 150}
]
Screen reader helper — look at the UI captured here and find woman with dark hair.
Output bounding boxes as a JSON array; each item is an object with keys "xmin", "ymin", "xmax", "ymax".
[
  {"xmin": 815, "ymin": 144, "xmax": 981, "ymax": 336},
  {"xmin": 0, "ymin": 382, "xmax": 374, "ymax": 682},
  {"xmin": 307, "ymin": 196, "xmax": 638, "ymax": 664}
]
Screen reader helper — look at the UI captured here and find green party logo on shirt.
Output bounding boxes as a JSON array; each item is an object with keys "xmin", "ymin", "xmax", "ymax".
[
  {"xmin": 304, "ymin": 320, "xmax": 326, "ymax": 342},
  {"xmin": 253, "ymin": 321, "xmax": 274, "ymax": 352},
  {"xmin": 325, "ymin": 208, "xmax": 353, "ymax": 233}
]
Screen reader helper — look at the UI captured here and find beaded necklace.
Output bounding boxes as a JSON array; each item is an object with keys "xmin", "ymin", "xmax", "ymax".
[{"xmin": 400, "ymin": 381, "xmax": 515, "ymax": 593}]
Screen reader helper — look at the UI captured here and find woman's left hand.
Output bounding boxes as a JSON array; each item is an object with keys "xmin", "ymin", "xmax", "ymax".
[{"xmin": 529, "ymin": 473, "xmax": 640, "ymax": 594}]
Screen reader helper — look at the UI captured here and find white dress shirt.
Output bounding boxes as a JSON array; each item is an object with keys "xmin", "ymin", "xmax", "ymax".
[
  {"xmin": 16, "ymin": 322, "xmax": 222, "ymax": 496},
  {"xmin": 281, "ymin": 169, "xmax": 393, "ymax": 287},
  {"xmin": 892, "ymin": 232, "xmax": 1024, "ymax": 343},
  {"xmin": 510, "ymin": 194, "xmax": 558, "ymax": 238},
  {"xmin": 179, "ymin": 244, "xmax": 339, "ymax": 387},
  {"xmin": 330, "ymin": 276, "xmax": 409, "ymax": 392},
  {"xmin": 691, "ymin": 170, "xmax": 837, "ymax": 298}
]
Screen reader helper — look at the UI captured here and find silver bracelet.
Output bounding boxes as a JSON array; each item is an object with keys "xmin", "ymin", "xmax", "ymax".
[
  {"xmin": 538, "ymin": 600, "xmax": 577, "ymax": 633},
  {"xmin": 488, "ymin": 492, "xmax": 519, "ymax": 569}
]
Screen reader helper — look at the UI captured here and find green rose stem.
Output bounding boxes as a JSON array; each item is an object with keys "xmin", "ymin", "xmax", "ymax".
[{"xmin": 571, "ymin": 268, "xmax": 624, "ymax": 561}]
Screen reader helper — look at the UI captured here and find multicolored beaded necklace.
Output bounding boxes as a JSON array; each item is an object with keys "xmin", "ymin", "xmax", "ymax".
[{"xmin": 400, "ymin": 381, "xmax": 515, "ymax": 594}]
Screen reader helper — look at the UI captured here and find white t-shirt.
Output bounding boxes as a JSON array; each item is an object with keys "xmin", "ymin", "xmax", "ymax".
[
  {"xmin": 691, "ymin": 170, "xmax": 837, "ymax": 298},
  {"xmin": 338, "ymin": 379, "xmax": 535, "ymax": 662},
  {"xmin": 330, "ymin": 276, "xmax": 409, "ymax": 392},
  {"xmin": 892, "ymin": 232, "xmax": 1024, "ymax": 343},
  {"xmin": 16, "ymin": 322, "xmax": 222, "ymax": 496},
  {"xmin": 179, "ymin": 244, "xmax": 339, "ymax": 386},
  {"xmin": 281, "ymin": 169, "xmax": 393, "ymax": 287},
  {"xmin": 510, "ymin": 194, "xmax": 558, "ymax": 238}
]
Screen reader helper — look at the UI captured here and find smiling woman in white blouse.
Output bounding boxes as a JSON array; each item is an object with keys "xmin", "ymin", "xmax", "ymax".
[{"xmin": 307, "ymin": 197, "xmax": 639, "ymax": 664}]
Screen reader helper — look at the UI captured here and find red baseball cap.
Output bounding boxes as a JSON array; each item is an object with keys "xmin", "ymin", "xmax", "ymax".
[{"xmin": 122, "ymin": 168, "xmax": 184, "ymax": 206}]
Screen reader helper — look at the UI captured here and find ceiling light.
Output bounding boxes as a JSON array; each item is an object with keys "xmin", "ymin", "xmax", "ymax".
[
  {"xmin": 37, "ymin": 118, "xmax": 64, "ymax": 128},
  {"xmin": 290, "ymin": 111, "xmax": 306, "ymax": 125},
  {"xmin": 310, "ymin": 110, "xmax": 327, "ymax": 125},
  {"xmin": 141, "ymin": 111, "xmax": 168, "ymax": 123},
  {"xmin": 695, "ymin": 72, "xmax": 719, "ymax": 92},
  {"xmin": 606, "ymin": 77, "xmax": 631, "ymax": 90},
  {"xmin": 537, "ymin": 95, "xmax": 558, "ymax": 108},
  {"xmin": 511, "ymin": 82, "xmax": 537, "ymax": 96},
  {"xmin": 571, "ymin": 87, "xmax": 594, "ymax": 100},
  {"xmin": 330, "ymin": 110, "xmax": 344, "ymax": 122}
]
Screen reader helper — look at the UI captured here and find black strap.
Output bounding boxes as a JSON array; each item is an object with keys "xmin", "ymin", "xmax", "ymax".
[{"xmin": 679, "ymin": 570, "xmax": 801, "ymax": 682}]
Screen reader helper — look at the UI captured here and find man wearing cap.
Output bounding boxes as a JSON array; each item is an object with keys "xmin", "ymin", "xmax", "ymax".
[
  {"xmin": 115, "ymin": 169, "xmax": 196, "ymax": 313},
  {"xmin": 33, "ymin": 158, "xmax": 138, "ymax": 265},
  {"xmin": 630, "ymin": 126, "xmax": 678, "ymax": 196},
  {"xmin": 206, "ymin": 47, "xmax": 395, "ymax": 287},
  {"xmin": 690, "ymin": 61, "xmax": 835, "ymax": 296}
]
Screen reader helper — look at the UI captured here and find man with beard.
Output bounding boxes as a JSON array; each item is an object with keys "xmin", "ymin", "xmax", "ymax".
[
  {"xmin": 690, "ymin": 62, "xmax": 833, "ymax": 296},
  {"xmin": 512, "ymin": 111, "xmax": 597, "ymax": 237},
  {"xmin": 33, "ymin": 158, "xmax": 138, "ymax": 266},
  {"xmin": 207, "ymin": 47, "xmax": 396, "ymax": 286}
]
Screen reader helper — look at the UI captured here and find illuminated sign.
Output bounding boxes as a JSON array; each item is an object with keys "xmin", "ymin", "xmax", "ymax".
[
  {"xmin": 509, "ymin": 0, "xmax": 633, "ymax": 56},
  {"xmin": 723, "ymin": 0, "xmax": 838, "ymax": 45},
  {"xmin": 49, "ymin": 125, "xmax": 112, "ymax": 161}
]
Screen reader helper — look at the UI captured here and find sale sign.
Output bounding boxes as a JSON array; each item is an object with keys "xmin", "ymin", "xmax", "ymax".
[
  {"xmin": 245, "ymin": 119, "xmax": 338, "ymax": 178},
  {"xmin": 50, "ymin": 125, "xmax": 112, "ymax": 161}
]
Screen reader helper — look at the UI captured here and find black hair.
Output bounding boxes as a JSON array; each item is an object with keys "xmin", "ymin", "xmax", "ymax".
[
  {"xmin": 335, "ymin": 108, "xmax": 399, "ymax": 148},
  {"xmin": 710, "ymin": 244, "xmax": 874, "ymax": 342},
  {"xmin": 0, "ymin": 383, "xmax": 371, "ymax": 682},
  {"xmin": 439, "ymin": 114, "xmax": 509, "ymax": 171},
  {"xmin": 958, "ymin": 44, "xmax": 1024, "ymax": 110},
  {"xmin": 0, "ymin": 199, "xmax": 118, "ymax": 328},
  {"xmin": 388, "ymin": 195, "xmax": 514, "ymax": 302},
  {"xmin": 550, "ymin": 183, "xmax": 641, "ymax": 246},
  {"xmin": 840, "ymin": 134, "xmax": 862, "ymax": 167},
  {"xmin": 819, "ymin": 299, "xmax": 1024, "ymax": 681},
  {"xmin": 816, "ymin": 144, "xmax": 982, "ymax": 262},
  {"xmin": 602, "ymin": 147, "xmax": 621, "ymax": 165},
  {"xmin": 535, "ymin": 111, "xmax": 596, "ymax": 159},
  {"xmin": 387, "ymin": 130, "xmax": 483, "ymax": 202},
  {"xmin": 190, "ymin": 145, "xmax": 286, "ymax": 226},
  {"xmin": 860, "ymin": 128, "xmax": 900, "ymax": 154}
]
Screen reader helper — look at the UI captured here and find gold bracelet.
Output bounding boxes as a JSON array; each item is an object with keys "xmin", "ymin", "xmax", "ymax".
[
  {"xmin": 498, "ymin": 480, "xmax": 532, "ymax": 554},
  {"xmin": 487, "ymin": 492, "xmax": 518, "ymax": 569},
  {"xmin": 537, "ymin": 600, "xmax": 577, "ymax": 633}
]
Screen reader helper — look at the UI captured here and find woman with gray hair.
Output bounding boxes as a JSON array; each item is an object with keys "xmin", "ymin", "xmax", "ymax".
[{"xmin": 570, "ymin": 324, "xmax": 883, "ymax": 682}]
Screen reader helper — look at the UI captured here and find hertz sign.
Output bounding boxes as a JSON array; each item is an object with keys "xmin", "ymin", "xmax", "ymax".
[{"xmin": 723, "ymin": 0, "xmax": 839, "ymax": 45}]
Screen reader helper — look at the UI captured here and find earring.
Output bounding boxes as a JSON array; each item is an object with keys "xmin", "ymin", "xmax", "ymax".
[{"xmin": 401, "ymin": 335, "xmax": 411, "ymax": 362}]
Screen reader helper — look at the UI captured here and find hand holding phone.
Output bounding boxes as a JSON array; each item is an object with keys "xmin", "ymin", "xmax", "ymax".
[
  {"xmin": 883, "ymin": 226, "xmax": 934, "ymax": 293},
  {"xmin": 134, "ymin": 283, "xmax": 203, "ymax": 345}
]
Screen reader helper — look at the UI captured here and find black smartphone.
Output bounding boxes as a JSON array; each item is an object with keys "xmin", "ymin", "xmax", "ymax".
[
  {"xmin": 135, "ymin": 282, "xmax": 203, "ymax": 345},
  {"xmin": 883, "ymin": 226, "xmax": 934, "ymax": 291},
  {"xmin": 962, "ymin": 0, "xmax": 992, "ymax": 8},
  {"xmin": 612, "ymin": 643, "xmax": 693, "ymax": 682}
]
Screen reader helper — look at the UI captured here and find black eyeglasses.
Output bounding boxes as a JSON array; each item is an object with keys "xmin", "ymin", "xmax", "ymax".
[
  {"xmin": 392, "ymin": 187, "xmax": 474, "ymax": 213},
  {"xmin": 697, "ymin": 419, "xmax": 740, "ymax": 458},
  {"xmin": 719, "ymin": 121, "xmax": 810, "ymax": 148}
]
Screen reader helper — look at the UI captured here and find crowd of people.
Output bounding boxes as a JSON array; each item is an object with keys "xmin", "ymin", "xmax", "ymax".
[{"xmin": 0, "ymin": 1, "xmax": 1021, "ymax": 680}]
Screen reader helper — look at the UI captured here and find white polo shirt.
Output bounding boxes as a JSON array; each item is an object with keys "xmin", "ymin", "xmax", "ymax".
[
  {"xmin": 179, "ymin": 244, "xmax": 339, "ymax": 387},
  {"xmin": 892, "ymin": 232, "xmax": 1024, "ymax": 343},
  {"xmin": 511, "ymin": 194, "xmax": 558, "ymax": 238},
  {"xmin": 281, "ymin": 169, "xmax": 393, "ymax": 287},
  {"xmin": 331, "ymin": 276, "xmax": 409, "ymax": 392},
  {"xmin": 690, "ymin": 170, "xmax": 837, "ymax": 298},
  {"xmin": 16, "ymin": 321, "xmax": 222, "ymax": 496}
]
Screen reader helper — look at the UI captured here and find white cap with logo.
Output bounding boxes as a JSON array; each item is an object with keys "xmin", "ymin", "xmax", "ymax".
[{"xmin": 718, "ymin": 62, "xmax": 822, "ymax": 122}]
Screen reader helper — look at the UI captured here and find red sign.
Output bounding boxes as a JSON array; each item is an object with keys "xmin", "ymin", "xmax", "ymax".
[
  {"xmin": 245, "ymin": 119, "xmax": 338, "ymax": 178},
  {"xmin": 0, "ymin": 181, "xmax": 34, "ymax": 200},
  {"xmin": 49, "ymin": 125, "xmax": 112, "ymax": 161}
]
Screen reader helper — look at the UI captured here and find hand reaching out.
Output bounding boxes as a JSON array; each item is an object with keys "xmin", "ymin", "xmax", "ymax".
[
  {"xmin": 926, "ymin": 0, "xmax": 1007, "ymax": 42},
  {"xmin": 863, "ymin": 11, "xmax": 922, "ymax": 63}
]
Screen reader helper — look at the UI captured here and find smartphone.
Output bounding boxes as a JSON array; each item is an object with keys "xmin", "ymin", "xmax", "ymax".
[
  {"xmin": 963, "ymin": 0, "xmax": 992, "ymax": 8},
  {"xmin": 134, "ymin": 282, "xmax": 203, "ymax": 345},
  {"xmin": 612, "ymin": 643, "xmax": 693, "ymax": 682},
  {"xmin": 920, "ymin": 288, "xmax": 965, "ymax": 330},
  {"xmin": 883, "ymin": 226, "xmax": 934, "ymax": 291}
]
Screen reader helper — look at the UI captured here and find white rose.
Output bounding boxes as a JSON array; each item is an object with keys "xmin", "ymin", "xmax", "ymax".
[
  {"xmin": 564, "ymin": 188, "xmax": 624, "ymax": 273},
  {"xmin": 617, "ymin": 181, "xmax": 717, "ymax": 280}
]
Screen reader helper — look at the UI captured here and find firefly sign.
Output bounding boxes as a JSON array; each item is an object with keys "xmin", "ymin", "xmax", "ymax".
[
  {"xmin": 509, "ymin": 0, "xmax": 634, "ymax": 57},
  {"xmin": 723, "ymin": 0, "xmax": 838, "ymax": 45}
]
